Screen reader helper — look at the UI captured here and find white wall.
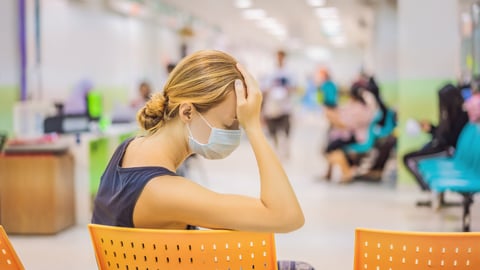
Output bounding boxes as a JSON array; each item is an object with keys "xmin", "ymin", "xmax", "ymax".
[
  {"xmin": 0, "ymin": 0, "xmax": 18, "ymax": 86},
  {"xmin": 371, "ymin": 0, "xmax": 398, "ymax": 82},
  {"xmin": 32, "ymin": 0, "xmax": 183, "ymax": 103},
  {"xmin": 398, "ymin": 0, "xmax": 460, "ymax": 79}
]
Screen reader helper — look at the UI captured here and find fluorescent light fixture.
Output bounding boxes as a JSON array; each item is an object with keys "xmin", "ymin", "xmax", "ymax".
[
  {"xmin": 242, "ymin": 8, "xmax": 266, "ymax": 20},
  {"xmin": 234, "ymin": 0, "xmax": 252, "ymax": 9},
  {"xmin": 257, "ymin": 17, "xmax": 280, "ymax": 30},
  {"xmin": 306, "ymin": 0, "xmax": 326, "ymax": 7},
  {"xmin": 321, "ymin": 19, "xmax": 341, "ymax": 36},
  {"xmin": 315, "ymin": 7, "xmax": 338, "ymax": 19},
  {"xmin": 256, "ymin": 17, "xmax": 287, "ymax": 39},
  {"xmin": 305, "ymin": 46, "xmax": 331, "ymax": 61}
]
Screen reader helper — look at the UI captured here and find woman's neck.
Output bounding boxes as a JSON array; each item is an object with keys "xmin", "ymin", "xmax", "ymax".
[{"xmin": 130, "ymin": 120, "xmax": 191, "ymax": 172}]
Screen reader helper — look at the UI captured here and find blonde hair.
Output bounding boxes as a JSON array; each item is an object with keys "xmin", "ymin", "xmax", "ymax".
[{"xmin": 137, "ymin": 50, "xmax": 244, "ymax": 135}]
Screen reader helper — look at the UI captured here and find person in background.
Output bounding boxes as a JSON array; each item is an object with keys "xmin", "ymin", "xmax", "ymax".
[
  {"xmin": 262, "ymin": 50, "xmax": 296, "ymax": 159},
  {"xmin": 91, "ymin": 50, "xmax": 312, "ymax": 270},
  {"xmin": 323, "ymin": 83, "xmax": 377, "ymax": 182},
  {"xmin": 317, "ymin": 68, "xmax": 338, "ymax": 109},
  {"xmin": 402, "ymin": 83, "xmax": 468, "ymax": 207},
  {"xmin": 130, "ymin": 81, "xmax": 152, "ymax": 110}
]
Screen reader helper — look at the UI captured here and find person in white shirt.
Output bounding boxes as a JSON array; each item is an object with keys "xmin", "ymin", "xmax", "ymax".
[{"xmin": 262, "ymin": 50, "xmax": 296, "ymax": 158}]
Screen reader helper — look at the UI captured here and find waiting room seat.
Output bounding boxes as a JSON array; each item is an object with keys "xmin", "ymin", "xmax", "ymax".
[
  {"xmin": 88, "ymin": 224, "xmax": 278, "ymax": 270},
  {"xmin": 0, "ymin": 225, "xmax": 24, "ymax": 270},
  {"xmin": 417, "ymin": 122, "xmax": 480, "ymax": 231},
  {"xmin": 353, "ymin": 228, "xmax": 480, "ymax": 270},
  {"xmin": 375, "ymin": 109, "xmax": 396, "ymax": 139}
]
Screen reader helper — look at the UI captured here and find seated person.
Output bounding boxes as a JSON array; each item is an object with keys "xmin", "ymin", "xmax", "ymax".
[
  {"xmin": 323, "ymin": 83, "xmax": 377, "ymax": 182},
  {"xmin": 91, "ymin": 50, "xmax": 313, "ymax": 270},
  {"xmin": 402, "ymin": 83, "xmax": 468, "ymax": 206},
  {"xmin": 130, "ymin": 81, "xmax": 152, "ymax": 110}
]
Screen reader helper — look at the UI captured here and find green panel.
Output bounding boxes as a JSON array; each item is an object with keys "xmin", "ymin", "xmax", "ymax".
[
  {"xmin": 89, "ymin": 137, "xmax": 110, "ymax": 197},
  {"xmin": 0, "ymin": 86, "xmax": 18, "ymax": 136},
  {"xmin": 396, "ymin": 78, "xmax": 454, "ymax": 185},
  {"xmin": 118, "ymin": 131, "xmax": 137, "ymax": 144},
  {"xmin": 379, "ymin": 81, "xmax": 398, "ymax": 109},
  {"xmin": 97, "ymin": 86, "xmax": 129, "ymax": 116}
]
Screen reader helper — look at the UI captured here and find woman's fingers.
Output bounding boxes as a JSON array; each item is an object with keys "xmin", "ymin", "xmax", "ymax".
[
  {"xmin": 236, "ymin": 63, "xmax": 260, "ymax": 97},
  {"xmin": 234, "ymin": 79, "xmax": 246, "ymax": 105}
]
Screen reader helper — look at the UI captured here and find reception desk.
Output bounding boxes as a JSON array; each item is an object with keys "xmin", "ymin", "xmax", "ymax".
[
  {"xmin": 0, "ymin": 123, "xmax": 138, "ymax": 233},
  {"xmin": 0, "ymin": 151, "xmax": 75, "ymax": 234}
]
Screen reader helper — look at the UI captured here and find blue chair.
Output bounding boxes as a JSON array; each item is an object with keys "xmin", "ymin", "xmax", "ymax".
[
  {"xmin": 418, "ymin": 123, "xmax": 477, "ymax": 177},
  {"xmin": 374, "ymin": 109, "xmax": 396, "ymax": 139},
  {"xmin": 417, "ymin": 123, "xmax": 480, "ymax": 231}
]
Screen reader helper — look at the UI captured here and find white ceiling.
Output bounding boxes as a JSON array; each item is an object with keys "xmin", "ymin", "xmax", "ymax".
[{"xmin": 158, "ymin": 0, "xmax": 380, "ymax": 51}]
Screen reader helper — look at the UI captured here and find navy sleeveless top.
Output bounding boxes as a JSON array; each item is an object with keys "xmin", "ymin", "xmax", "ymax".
[{"xmin": 91, "ymin": 138, "xmax": 178, "ymax": 227}]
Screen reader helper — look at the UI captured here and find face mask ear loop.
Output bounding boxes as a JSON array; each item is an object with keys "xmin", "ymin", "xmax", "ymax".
[{"xmin": 198, "ymin": 113, "xmax": 214, "ymax": 129}]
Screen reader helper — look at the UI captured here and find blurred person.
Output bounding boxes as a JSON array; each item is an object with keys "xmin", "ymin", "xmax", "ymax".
[
  {"xmin": 91, "ymin": 50, "xmax": 312, "ymax": 269},
  {"xmin": 316, "ymin": 68, "xmax": 338, "ymax": 108},
  {"xmin": 356, "ymin": 72, "xmax": 389, "ymax": 127},
  {"xmin": 262, "ymin": 50, "xmax": 296, "ymax": 158},
  {"xmin": 353, "ymin": 73, "xmax": 397, "ymax": 180},
  {"xmin": 130, "ymin": 81, "xmax": 152, "ymax": 110},
  {"xmin": 323, "ymin": 83, "xmax": 377, "ymax": 182},
  {"xmin": 402, "ymin": 83, "xmax": 468, "ymax": 206},
  {"xmin": 166, "ymin": 62, "xmax": 176, "ymax": 74}
]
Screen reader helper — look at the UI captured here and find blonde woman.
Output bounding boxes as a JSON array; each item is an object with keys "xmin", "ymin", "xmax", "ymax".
[{"xmin": 92, "ymin": 50, "xmax": 312, "ymax": 269}]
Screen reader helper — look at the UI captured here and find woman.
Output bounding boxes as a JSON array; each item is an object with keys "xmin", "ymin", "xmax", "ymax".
[
  {"xmin": 403, "ymin": 83, "xmax": 468, "ymax": 207},
  {"xmin": 92, "ymin": 50, "xmax": 309, "ymax": 268},
  {"xmin": 323, "ymin": 83, "xmax": 377, "ymax": 182}
]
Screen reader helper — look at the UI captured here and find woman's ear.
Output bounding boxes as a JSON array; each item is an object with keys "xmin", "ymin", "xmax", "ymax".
[{"xmin": 179, "ymin": 103, "xmax": 194, "ymax": 123}]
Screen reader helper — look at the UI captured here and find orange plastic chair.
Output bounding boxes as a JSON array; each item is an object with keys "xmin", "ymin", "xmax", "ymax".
[
  {"xmin": 88, "ymin": 224, "xmax": 278, "ymax": 270},
  {"xmin": 0, "ymin": 225, "xmax": 25, "ymax": 270},
  {"xmin": 354, "ymin": 228, "xmax": 480, "ymax": 270}
]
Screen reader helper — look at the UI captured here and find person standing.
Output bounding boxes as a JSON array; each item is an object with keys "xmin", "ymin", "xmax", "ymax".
[
  {"xmin": 317, "ymin": 68, "xmax": 338, "ymax": 109},
  {"xmin": 262, "ymin": 50, "xmax": 296, "ymax": 158}
]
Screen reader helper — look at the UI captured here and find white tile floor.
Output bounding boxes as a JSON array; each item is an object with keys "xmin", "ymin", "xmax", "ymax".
[{"xmin": 9, "ymin": 108, "xmax": 480, "ymax": 270}]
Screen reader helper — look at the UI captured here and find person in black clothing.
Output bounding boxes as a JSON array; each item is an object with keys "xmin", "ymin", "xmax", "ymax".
[{"xmin": 402, "ymin": 83, "xmax": 468, "ymax": 206}]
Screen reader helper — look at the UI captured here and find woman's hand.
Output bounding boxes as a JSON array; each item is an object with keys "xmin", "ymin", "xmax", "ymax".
[{"xmin": 234, "ymin": 63, "xmax": 263, "ymax": 131}]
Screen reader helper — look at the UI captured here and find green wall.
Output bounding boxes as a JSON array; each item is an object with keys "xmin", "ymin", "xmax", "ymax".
[
  {"xmin": 379, "ymin": 81, "xmax": 398, "ymax": 109},
  {"xmin": 396, "ymin": 78, "xmax": 454, "ymax": 184},
  {"xmin": 0, "ymin": 86, "xmax": 18, "ymax": 136},
  {"xmin": 97, "ymin": 86, "xmax": 129, "ymax": 115}
]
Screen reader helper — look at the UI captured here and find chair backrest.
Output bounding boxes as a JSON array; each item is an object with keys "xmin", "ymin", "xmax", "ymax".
[
  {"xmin": 0, "ymin": 225, "xmax": 25, "ymax": 270},
  {"xmin": 353, "ymin": 228, "xmax": 480, "ymax": 270},
  {"xmin": 375, "ymin": 109, "xmax": 396, "ymax": 139},
  {"xmin": 453, "ymin": 123, "xmax": 479, "ymax": 168},
  {"xmin": 88, "ymin": 224, "xmax": 278, "ymax": 270}
]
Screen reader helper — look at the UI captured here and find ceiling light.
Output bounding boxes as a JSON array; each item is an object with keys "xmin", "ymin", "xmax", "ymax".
[
  {"xmin": 315, "ymin": 7, "xmax": 338, "ymax": 19},
  {"xmin": 305, "ymin": 46, "xmax": 331, "ymax": 61},
  {"xmin": 306, "ymin": 0, "xmax": 326, "ymax": 7},
  {"xmin": 234, "ymin": 0, "xmax": 252, "ymax": 9},
  {"xmin": 257, "ymin": 17, "xmax": 280, "ymax": 30},
  {"xmin": 242, "ymin": 8, "xmax": 266, "ymax": 20},
  {"xmin": 321, "ymin": 19, "xmax": 342, "ymax": 36}
]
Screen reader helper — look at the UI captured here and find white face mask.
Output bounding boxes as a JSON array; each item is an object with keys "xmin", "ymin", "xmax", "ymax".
[{"xmin": 187, "ymin": 113, "xmax": 241, "ymax": 160}]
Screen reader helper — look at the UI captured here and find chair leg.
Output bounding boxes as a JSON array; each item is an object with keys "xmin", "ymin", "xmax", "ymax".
[{"xmin": 462, "ymin": 193, "xmax": 474, "ymax": 232}]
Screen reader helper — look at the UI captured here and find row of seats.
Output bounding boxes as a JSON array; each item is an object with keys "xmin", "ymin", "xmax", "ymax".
[
  {"xmin": 3, "ymin": 224, "xmax": 480, "ymax": 269},
  {"xmin": 418, "ymin": 122, "xmax": 480, "ymax": 231}
]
